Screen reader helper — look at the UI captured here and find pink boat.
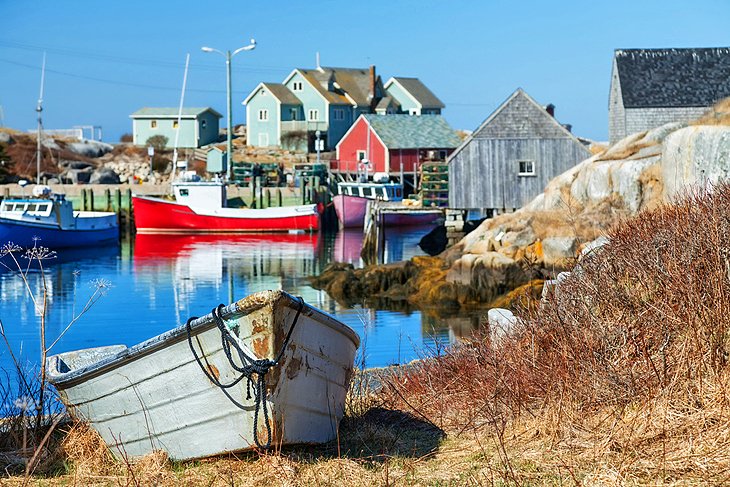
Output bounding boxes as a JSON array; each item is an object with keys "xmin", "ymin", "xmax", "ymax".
[
  {"xmin": 333, "ymin": 182, "xmax": 443, "ymax": 228},
  {"xmin": 133, "ymin": 181, "xmax": 319, "ymax": 234}
]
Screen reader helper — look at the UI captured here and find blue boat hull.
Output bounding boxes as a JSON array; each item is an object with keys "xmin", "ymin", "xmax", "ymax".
[{"xmin": 0, "ymin": 218, "xmax": 119, "ymax": 249}]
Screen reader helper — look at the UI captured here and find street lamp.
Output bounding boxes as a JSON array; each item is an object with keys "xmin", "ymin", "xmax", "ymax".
[{"xmin": 201, "ymin": 38, "xmax": 256, "ymax": 181}]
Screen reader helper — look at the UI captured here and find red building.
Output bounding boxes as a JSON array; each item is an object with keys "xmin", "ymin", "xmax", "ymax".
[{"xmin": 334, "ymin": 114, "xmax": 461, "ymax": 176}]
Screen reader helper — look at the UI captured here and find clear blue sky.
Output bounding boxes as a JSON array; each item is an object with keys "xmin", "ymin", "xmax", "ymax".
[{"xmin": 1, "ymin": 0, "xmax": 728, "ymax": 143}]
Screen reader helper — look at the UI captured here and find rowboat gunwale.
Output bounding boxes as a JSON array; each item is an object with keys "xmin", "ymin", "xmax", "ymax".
[{"xmin": 47, "ymin": 290, "xmax": 360, "ymax": 390}]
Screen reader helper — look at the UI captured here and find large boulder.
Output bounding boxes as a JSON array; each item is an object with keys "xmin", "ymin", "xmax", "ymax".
[
  {"xmin": 67, "ymin": 140, "xmax": 114, "ymax": 158},
  {"xmin": 89, "ymin": 168, "xmax": 121, "ymax": 184},
  {"xmin": 662, "ymin": 125, "xmax": 730, "ymax": 199}
]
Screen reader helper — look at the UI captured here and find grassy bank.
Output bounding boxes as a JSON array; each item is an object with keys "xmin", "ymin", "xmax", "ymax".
[{"xmin": 6, "ymin": 183, "xmax": 730, "ymax": 484}]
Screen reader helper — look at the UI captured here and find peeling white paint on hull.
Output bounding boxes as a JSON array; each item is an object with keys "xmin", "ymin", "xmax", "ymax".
[{"xmin": 46, "ymin": 290, "xmax": 360, "ymax": 460}]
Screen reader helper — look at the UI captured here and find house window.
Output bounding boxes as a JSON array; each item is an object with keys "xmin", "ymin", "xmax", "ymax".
[
  {"xmin": 150, "ymin": 120, "xmax": 157, "ymax": 128},
  {"xmin": 290, "ymin": 108, "xmax": 298, "ymax": 121},
  {"xmin": 357, "ymin": 150, "xmax": 367, "ymax": 161},
  {"xmin": 518, "ymin": 160, "xmax": 536, "ymax": 176},
  {"xmin": 172, "ymin": 121, "xmax": 179, "ymax": 129},
  {"xmin": 439, "ymin": 150, "xmax": 448, "ymax": 160},
  {"xmin": 260, "ymin": 89, "xmax": 266, "ymax": 96},
  {"xmin": 308, "ymin": 109, "xmax": 319, "ymax": 121},
  {"xmin": 201, "ymin": 120, "xmax": 207, "ymax": 129},
  {"xmin": 409, "ymin": 109, "xmax": 418, "ymax": 115},
  {"xmin": 333, "ymin": 108, "xmax": 345, "ymax": 121},
  {"xmin": 292, "ymin": 81, "xmax": 303, "ymax": 91},
  {"xmin": 259, "ymin": 109, "xmax": 269, "ymax": 121}
]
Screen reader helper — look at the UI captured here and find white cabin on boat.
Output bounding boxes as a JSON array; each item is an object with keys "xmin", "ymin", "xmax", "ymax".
[
  {"xmin": 337, "ymin": 182, "xmax": 403, "ymax": 201},
  {"xmin": 172, "ymin": 181, "xmax": 227, "ymax": 210}
]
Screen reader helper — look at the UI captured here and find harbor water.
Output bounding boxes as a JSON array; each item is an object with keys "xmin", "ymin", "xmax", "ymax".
[{"xmin": 0, "ymin": 227, "xmax": 483, "ymax": 380}]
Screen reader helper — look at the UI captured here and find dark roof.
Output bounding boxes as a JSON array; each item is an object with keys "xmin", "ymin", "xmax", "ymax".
[
  {"xmin": 361, "ymin": 114, "xmax": 461, "ymax": 149},
  {"xmin": 615, "ymin": 48, "xmax": 730, "ymax": 108},
  {"xmin": 298, "ymin": 67, "xmax": 376, "ymax": 106},
  {"xmin": 262, "ymin": 83, "xmax": 302, "ymax": 105},
  {"xmin": 130, "ymin": 107, "xmax": 222, "ymax": 118},
  {"xmin": 388, "ymin": 77, "xmax": 445, "ymax": 108}
]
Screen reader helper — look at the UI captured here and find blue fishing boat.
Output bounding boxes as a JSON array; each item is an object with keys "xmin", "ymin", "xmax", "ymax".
[{"xmin": 0, "ymin": 185, "xmax": 119, "ymax": 249}]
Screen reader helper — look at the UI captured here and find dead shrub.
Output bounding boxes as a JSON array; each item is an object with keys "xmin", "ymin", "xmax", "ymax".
[{"xmin": 380, "ymin": 181, "xmax": 730, "ymax": 482}]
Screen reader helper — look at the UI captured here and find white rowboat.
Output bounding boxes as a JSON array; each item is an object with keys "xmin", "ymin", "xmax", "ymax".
[{"xmin": 46, "ymin": 290, "xmax": 360, "ymax": 460}]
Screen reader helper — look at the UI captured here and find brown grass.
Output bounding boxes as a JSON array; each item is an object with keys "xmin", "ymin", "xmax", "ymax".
[
  {"xmin": 13, "ymin": 183, "xmax": 730, "ymax": 484},
  {"xmin": 692, "ymin": 96, "xmax": 730, "ymax": 126},
  {"xmin": 379, "ymin": 181, "xmax": 730, "ymax": 483}
]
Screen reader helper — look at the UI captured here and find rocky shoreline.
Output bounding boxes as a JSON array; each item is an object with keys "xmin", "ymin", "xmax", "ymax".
[{"xmin": 313, "ymin": 119, "xmax": 730, "ymax": 312}]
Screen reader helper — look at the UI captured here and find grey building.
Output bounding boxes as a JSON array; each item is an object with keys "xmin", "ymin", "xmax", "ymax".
[
  {"xmin": 609, "ymin": 47, "xmax": 730, "ymax": 144},
  {"xmin": 448, "ymin": 89, "xmax": 590, "ymax": 217}
]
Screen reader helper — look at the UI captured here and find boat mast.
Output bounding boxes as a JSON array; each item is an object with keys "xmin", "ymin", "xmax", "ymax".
[
  {"xmin": 171, "ymin": 53, "xmax": 190, "ymax": 185},
  {"xmin": 36, "ymin": 52, "xmax": 46, "ymax": 185}
]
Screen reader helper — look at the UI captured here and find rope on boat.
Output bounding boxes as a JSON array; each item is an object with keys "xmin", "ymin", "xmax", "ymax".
[{"xmin": 185, "ymin": 296, "xmax": 305, "ymax": 450}]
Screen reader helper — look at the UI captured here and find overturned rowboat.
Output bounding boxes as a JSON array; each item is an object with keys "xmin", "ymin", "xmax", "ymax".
[{"xmin": 46, "ymin": 290, "xmax": 360, "ymax": 460}]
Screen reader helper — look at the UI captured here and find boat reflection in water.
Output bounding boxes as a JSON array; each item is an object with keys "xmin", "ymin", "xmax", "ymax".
[
  {"xmin": 332, "ymin": 225, "xmax": 437, "ymax": 266},
  {"xmin": 133, "ymin": 233, "xmax": 321, "ymax": 324}
]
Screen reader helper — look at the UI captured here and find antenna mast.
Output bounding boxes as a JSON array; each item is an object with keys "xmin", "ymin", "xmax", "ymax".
[
  {"xmin": 36, "ymin": 52, "xmax": 46, "ymax": 184},
  {"xmin": 171, "ymin": 53, "xmax": 190, "ymax": 183}
]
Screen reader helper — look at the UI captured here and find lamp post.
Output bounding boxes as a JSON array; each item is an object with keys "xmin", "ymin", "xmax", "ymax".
[{"xmin": 201, "ymin": 38, "xmax": 256, "ymax": 181}]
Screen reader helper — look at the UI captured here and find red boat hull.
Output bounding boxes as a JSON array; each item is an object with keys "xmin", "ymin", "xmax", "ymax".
[{"xmin": 132, "ymin": 196, "xmax": 319, "ymax": 234}]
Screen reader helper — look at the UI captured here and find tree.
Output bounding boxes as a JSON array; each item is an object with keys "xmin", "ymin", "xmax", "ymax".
[
  {"xmin": 145, "ymin": 135, "xmax": 168, "ymax": 152},
  {"xmin": 119, "ymin": 133, "xmax": 133, "ymax": 143},
  {"xmin": 0, "ymin": 143, "xmax": 15, "ymax": 183}
]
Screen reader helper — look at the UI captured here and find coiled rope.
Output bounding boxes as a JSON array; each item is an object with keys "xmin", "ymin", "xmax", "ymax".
[{"xmin": 185, "ymin": 296, "xmax": 305, "ymax": 449}]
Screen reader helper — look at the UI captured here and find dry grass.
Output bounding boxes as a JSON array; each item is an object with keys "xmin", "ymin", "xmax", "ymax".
[
  {"xmin": 12, "ymin": 183, "xmax": 730, "ymax": 484},
  {"xmin": 379, "ymin": 181, "xmax": 730, "ymax": 484},
  {"xmin": 692, "ymin": 97, "xmax": 730, "ymax": 126}
]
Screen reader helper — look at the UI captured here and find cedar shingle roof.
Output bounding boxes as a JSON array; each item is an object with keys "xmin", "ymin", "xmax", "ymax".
[
  {"xmin": 615, "ymin": 48, "xmax": 730, "ymax": 108},
  {"xmin": 362, "ymin": 114, "xmax": 461, "ymax": 149},
  {"xmin": 262, "ymin": 83, "xmax": 302, "ymax": 105},
  {"xmin": 388, "ymin": 77, "xmax": 445, "ymax": 108},
  {"xmin": 298, "ymin": 67, "xmax": 375, "ymax": 106}
]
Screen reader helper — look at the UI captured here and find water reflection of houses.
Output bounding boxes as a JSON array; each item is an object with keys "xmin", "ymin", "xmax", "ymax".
[
  {"xmin": 133, "ymin": 234, "xmax": 321, "ymax": 315},
  {"xmin": 0, "ymin": 245, "xmax": 119, "ymax": 322}
]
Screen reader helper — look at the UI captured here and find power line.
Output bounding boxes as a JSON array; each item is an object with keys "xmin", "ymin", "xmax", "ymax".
[
  {"xmin": 0, "ymin": 39, "xmax": 291, "ymax": 75},
  {"xmin": 0, "ymin": 57, "xmax": 237, "ymax": 94}
]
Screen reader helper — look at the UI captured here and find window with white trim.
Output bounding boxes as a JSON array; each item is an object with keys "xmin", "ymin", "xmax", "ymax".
[
  {"xmin": 258, "ymin": 109, "xmax": 269, "ymax": 121},
  {"xmin": 333, "ymin": 108, "xmax": 345, "ymax": 121},
  {"xmin": 290, "ymin": 108, "xmax": 298, "ymax": 120},
  {"xmin": 292, "ymin": 81, "xmax": 303, "ymax": 91},
  {"xmin": 201, "ymin": 120, "xmax": 207, "ymax": 129},
  {"xmin": 150, "ymin": 120, "xmax": 157, "ymax": 128},
  {"xmin": 172, "ymin": 121, "xmax": 179, "ymax": 129},
  {"xmin": 308, "ymin": 109, "xmax": 319, "ymax": 121},
  {"xmin": 357, "ymin": 150, "xmax": 367, "ymax": 161},
  {"xmin": 518, "ymin": 160, "xmax": 536, "ymax": 176}
]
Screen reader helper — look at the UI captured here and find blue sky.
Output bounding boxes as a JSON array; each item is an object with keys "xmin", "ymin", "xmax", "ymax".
[{"xmin": 1, "ymin": 0, "xmax": 728, "ymax": 143}]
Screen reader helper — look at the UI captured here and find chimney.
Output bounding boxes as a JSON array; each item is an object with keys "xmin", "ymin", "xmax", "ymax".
[
  {"xmin": 545, "ymin": 103, "xmax": 555, "ymax": 117},
  {"xmin": 369, "ymin": 65, "xmax": 376, "ymax": 100}
]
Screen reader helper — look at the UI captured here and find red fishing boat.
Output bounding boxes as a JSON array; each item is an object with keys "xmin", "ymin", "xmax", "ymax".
[{"xmin": 133, "ymin": 180, "xmax": 319, "ymax": 234}]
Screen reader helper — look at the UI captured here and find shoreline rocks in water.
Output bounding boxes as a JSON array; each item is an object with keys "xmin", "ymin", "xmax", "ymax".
[{"xmin": 313, "ymin": 117, "xmax": 730, "ymax": 312}]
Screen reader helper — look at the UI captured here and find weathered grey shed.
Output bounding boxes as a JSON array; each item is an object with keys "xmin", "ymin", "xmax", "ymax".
[
  {"xmin": 609, "ymin": 48, "xmax": 730, "ymax": 144},
  {"xmin": 448, "ymin": 89, "xmax": 590, "ymax": 217}
]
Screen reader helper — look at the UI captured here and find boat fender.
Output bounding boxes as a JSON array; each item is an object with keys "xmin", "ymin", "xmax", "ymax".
[{"xmin": 185, "ymin": 297, "xmax": 305, "ymax": 450}]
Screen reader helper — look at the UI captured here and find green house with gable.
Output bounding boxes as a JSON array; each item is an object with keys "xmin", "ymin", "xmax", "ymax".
[{"xmin": 130, "ymin": 107, "xmax": 222, "ymax": 148}]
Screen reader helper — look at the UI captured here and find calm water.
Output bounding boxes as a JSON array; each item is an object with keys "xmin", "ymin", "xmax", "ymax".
[{"xmin": 0, "ymin": 227, "xmax": 482, "ymax": 377}]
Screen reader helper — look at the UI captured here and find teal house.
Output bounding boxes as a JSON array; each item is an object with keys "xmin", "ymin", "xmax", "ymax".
[
  {"xmin": 130, "ymin": 107, "xmax": 222, "ymax": 148},
  {"xmin": 384, "ymin": 78, "xmax": 445, "ymax": 115},
  {"xmin": 244, "ymin": 64, "xmax": 444, "ymax": 152}
]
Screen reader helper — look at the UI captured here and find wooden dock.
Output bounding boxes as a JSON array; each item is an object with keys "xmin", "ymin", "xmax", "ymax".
[{"xmin": 361, "ymin": 200, "xmax": 445, "ymax": 265}]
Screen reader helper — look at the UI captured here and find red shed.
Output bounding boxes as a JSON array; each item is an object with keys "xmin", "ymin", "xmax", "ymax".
[{"xmin": 335, "ymin": 114, "xmax": 461, "ymax": 176}]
